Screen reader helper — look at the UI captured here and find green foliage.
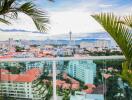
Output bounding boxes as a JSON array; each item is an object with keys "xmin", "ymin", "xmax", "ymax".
[
  {"xmin": 62, "ymin": 90, "xmax": 70, "ymax": 100},
  {"xmin": 106, "ymin": 76, "xmax": 125, "ymax": 100},
  {"xmin": 119, "ymin": 15, "xmax": 132, "ymax": 28},
  {"xmin": 92, "ymin": 13, "xmax": 132, "ymax": 67},
  {"xmin": 0, "ymin": 0, "xmax": 49, "ymax": 32},
  {"xmin": 121, "ymin": 62, "xmax": 132, "ymax": 87},
  {"xmin": 15, "ymin": 46, "xmax": 24, "ymax": 52},
  {"xmin": 33, "ymin": 79, "xmax": 53, "ymax": 100},
  {"xmin": 89, "ymin": 51, "xmax": 122, "ymax": 56},
  {"xmin": 92, "ymin": 13, "xmax": 132, "ymax": 87},
  {"xmin": 6, "ymin": 66, "xmax": 20, "ymax": 74}
]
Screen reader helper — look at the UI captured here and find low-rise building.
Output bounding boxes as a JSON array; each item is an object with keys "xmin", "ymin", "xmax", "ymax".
[{"xmin": 0, "ymin": 68, "xmax": 42, "ymax": 100}]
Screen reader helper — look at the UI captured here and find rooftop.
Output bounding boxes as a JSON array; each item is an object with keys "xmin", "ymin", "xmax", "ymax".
[{"xmin": 0, "ymin": 68, "xmax": 41, "ymax": 82}]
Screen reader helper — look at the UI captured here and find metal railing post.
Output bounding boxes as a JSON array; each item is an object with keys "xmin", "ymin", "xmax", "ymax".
[{"xmin": 53, "ymin": 61, "xmax": 57, "ymax": 100}]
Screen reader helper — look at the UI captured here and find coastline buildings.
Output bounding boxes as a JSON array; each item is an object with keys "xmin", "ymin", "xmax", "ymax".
[
  {"xmin": 67, "ymin": 60, "xmax": 96, "ymax": 84},
  {"xmin": 0, "ymin": 68, "xmax": 42, "ymax": 100}
]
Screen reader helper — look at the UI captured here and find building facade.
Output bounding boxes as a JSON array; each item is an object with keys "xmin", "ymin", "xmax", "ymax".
[
  {"xmin": 0, "ymin": 68, "xmax": 43, "ymax": 100},
  {"xmin": 67, "ymin": 60, "xmax": 96, "ymax": 84}
]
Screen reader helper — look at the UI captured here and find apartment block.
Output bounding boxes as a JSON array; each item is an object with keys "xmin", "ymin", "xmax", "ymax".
[
  {"xmin": 0, "ymin": 68, "xmax": 42, "ymax": 100},
  {"xmin": 67, "ymin": 60, "xmax": 96, "ymax": 84}
]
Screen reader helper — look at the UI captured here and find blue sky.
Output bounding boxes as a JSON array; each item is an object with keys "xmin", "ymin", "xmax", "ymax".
[
  {"xmin": 0, "ymin": 0, "xmax": 131, "ymax": 40},
  {"xmin": 35, "ymin": 0, "xmax": 132, "ymax": 12}
]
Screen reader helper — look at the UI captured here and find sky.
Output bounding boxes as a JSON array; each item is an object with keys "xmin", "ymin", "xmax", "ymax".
[{"xmin": 0, "ymin": 0, "xmax": 132, "ymax": 40}]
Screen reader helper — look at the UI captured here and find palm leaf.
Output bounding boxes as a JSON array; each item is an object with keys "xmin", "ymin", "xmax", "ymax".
[
  {"xmin": 0, "ymin": 0, "xmax": 15, "ymax": 14},
  {"xmin": 18, "ymin": 2, "xmax": 49, "ymax": 32},
  {"xmin": 119, "ymin": 15, "xmax": 132, "ymax": 28},
  {"xmin": 92, "ymin": 13, "xmax": 132, "ymax": 67},
  {"xmin": 92, "ymin": 13, "xmax": 132, "ymax": 87},
  {"xmin": 0, "ymin": 18, "xmax": 11, "ymax": 24},
  {"xmin": 0, "ymin": 0, "xmax": 49, "ymax": 32}
]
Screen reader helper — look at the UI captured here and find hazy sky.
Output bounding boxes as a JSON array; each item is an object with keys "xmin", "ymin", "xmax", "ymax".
[{"xmin": 0, "ymin": 0, "xmax": 131, "ymax": 40}]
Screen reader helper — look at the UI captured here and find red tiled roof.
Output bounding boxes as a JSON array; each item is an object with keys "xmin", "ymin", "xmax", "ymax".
[
  {"xmin": 1, "ymin": 74, "xmax": 18, "ymax": 81},
  {"xmin": 62, "ymin": 83, "xmax": 71, "ymax": 89},
  {"xmin": 71, "ymin": 83, "xmax": 79, "ymax": 90},
  {"xmin": 0, "ymin": 69, "xmax": 9, "ymax": 73},
  {"xmin": 0, "ymin": 68, "xmax": 41, "ymax": 82},
  {"xmin": 103, "ymin": 74, "xmax": 112, "ymax": 79},
  {"xmin": 56, "ymin": 80, "xmax": 66, "ymax": 88},
  {"xmin": 85, "ymin": 84, "xmax": 96, "ymax": 88},
  {"xmin": 82, "ymin": 88, "xmax": 93, "ymax": 94}
]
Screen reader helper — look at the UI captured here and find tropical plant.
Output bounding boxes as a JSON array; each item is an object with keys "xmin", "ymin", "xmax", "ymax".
[
  {"xmin": 92, "ymin": 13, "xmax": 132, "ymax": 86},
  {"xmin": 0, "ymin": 0, "xmax": 50, "ymax": 32},
  {"xmin": 33, "ymin": 79, "xmax": 53, "ymax": 100}
]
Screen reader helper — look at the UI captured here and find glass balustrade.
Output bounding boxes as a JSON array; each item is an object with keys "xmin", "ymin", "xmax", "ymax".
[{"xmin": 0, "ymin": 56, "xmax": 131, "ymax": 100}]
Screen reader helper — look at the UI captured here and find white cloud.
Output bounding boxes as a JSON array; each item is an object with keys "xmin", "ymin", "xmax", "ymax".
[{"xmin": 48, "ymin": 11, "xmax": 105, "ymax": 35}]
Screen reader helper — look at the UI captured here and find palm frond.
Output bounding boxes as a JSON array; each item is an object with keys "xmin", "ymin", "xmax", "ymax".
[
  {"xmin": 18, "ymin": 2, "xmax": 49, "ymax": 32},
  {"xmin": 0, "ymin": 0, "xmax": 15, "ymax": 14},
  {"xmin": 121, "ymin": 15, "xmax": 132, "ymax": 28},
  {"xmin": 92, "ymin": 13, "xmax": 132, "ymax": 67},
  {"xmin": 0, "ymin": 18, "xmax": 11, "ymax": 24},
  {"xmin": 0, "ymin": 0, "xmax": 5, "ymax": 12},
  {"xmin": 0, "ymin": 0, "xmax": 49, "ymax": 32}
]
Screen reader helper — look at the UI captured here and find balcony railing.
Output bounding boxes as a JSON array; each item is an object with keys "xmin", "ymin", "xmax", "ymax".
[{"xmin": 0, "ymin": 56, "xmax": 125, "ymax": 100}]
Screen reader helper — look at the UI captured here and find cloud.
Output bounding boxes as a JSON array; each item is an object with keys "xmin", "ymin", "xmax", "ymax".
[
  {"xmin": 0, "ymin": 31, "xmax": 48, "ymax": 40},
  {"xmin": 49, "ymin": 11, "xmax": 105, "ymax": 35}
]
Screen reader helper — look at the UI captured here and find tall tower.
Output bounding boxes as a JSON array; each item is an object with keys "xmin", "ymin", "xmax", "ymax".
[
  {"xmin": 69, "ymin": 31, "xmax": 72, "ymax": 41},
  {"xmin": 69, "ymin": 31, "xmax": 72, "ymax": 46}
]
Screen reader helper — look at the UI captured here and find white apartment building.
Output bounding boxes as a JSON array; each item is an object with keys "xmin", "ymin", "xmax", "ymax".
[
  {"xmin": 67, "ymin": 60, "xmax": 96, "ymax": 84},
  {"xmin": 0, "ymin": 68, "xmax": 43, "ymax": 100}
]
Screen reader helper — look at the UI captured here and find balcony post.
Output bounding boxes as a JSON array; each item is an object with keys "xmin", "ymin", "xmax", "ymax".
[{"xmin": 53, "ymin": 61, "xmax": 57, "ymax": 100}]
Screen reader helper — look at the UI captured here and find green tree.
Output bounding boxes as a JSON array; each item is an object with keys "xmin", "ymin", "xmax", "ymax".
[
  {"xmin": 92, "ymin": 13, "xmax": 132, "ymax": 86},
  {"xmin": 0, "ymin": 0, "xmax": 50, "ymax": 32},
  {"xmin": 15, "ymin": 46, "xmax": 24, "ymax": 52}
]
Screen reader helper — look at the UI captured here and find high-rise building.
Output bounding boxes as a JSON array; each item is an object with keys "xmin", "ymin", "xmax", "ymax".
[{"xmin": 67, "ymin": 60, "xmax": 96, "ymax": 84}]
